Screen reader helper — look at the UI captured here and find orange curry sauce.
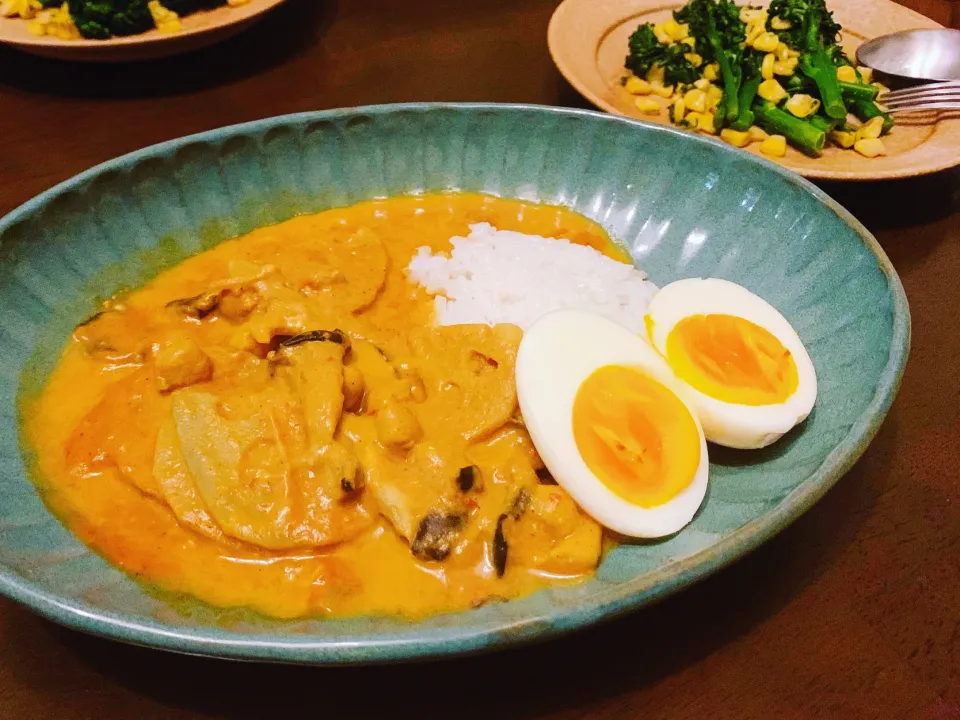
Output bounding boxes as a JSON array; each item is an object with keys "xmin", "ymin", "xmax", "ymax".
[{"xmin": 25, "ymin": 194, "xmax": 626, "ymax": 619}]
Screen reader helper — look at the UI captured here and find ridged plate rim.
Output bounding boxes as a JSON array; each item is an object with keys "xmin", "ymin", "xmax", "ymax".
[{"xmin": 0, "ymin": 103, "xmax": 911, "ymax": 664}]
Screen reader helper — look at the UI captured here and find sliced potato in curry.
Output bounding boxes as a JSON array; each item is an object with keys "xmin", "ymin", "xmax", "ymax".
[
  {"xmin": 172, "ymin": 390, "xmax": 372, "ymax": 550},
  {"xmin": 283, "ymin": 228, "xmax": 389, "ymax": 313},
  {"xmin": 153, "ymin": 417, "xmax": 226, "ymax": 542},
  {"xmin": 168, "ymin": 330, "xmax": 370, "ymax": 549},
  {"xmin": 410, "ymin": 324, "xmax": 522, "ymax": 442}
]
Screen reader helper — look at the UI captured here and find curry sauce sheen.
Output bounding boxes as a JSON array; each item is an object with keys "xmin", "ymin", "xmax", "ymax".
[{"xmin": 26, "ymin": 194, "xmax": 626, "ymax": 620}]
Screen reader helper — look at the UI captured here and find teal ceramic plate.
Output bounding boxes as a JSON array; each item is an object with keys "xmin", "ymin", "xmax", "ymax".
[{"xmin": 0, "ymin": 104, "xmax": 909, "ymax": 664}]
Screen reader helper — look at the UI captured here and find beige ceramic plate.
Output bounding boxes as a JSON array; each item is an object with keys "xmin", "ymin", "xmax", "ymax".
[
  {"xmin": 548, "ymin": 0, "xmax": 960, "ymax": 179},
  {"xmin": 0, "ymin": 0, "xmax": 285, "ymax": 62}
]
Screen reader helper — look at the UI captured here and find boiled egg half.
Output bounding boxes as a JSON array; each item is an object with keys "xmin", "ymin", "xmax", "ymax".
[
  {"xmin": 645, "ymin": 278, "xmax": 817, "ymax": 450},
  {"xmin": 516, "ymin": 311, "xmax": 708, "ymax": 538}
]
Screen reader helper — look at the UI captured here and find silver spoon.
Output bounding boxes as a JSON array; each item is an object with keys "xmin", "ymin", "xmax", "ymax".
[{"xmin": 856, "ymin": 29, "xmax": 960, "ymax": 83}]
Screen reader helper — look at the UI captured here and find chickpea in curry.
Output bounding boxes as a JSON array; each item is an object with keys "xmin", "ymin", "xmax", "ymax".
[{"xmin": 26, "ymin": 194, "xmax": 626, "ymax": 619}]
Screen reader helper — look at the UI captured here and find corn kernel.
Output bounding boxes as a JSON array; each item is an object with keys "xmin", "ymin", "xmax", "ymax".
[
  {"xmin": 787, "ymin": 48, "xmax": 800, "ymax": 58},
  {"xmin": 774, "ymin": 58, "xmax": 798, "ymax": 75},
  {"xmin": 651, "ymin": 83, "xmax": 675, "ymax": 98},
  {"xmin": 684, "ymin": 112, "xmax": 703, "ymax": 128},
  {"xmin": 740, "ymin": 7, "xmax": 765, "ymax": 22},
  {"xmin": 706, "ymin": 85, "xmax": 723, "ymax": 112},
  {"xmin": 3, "ymin": 0, "xmax": 40, "ymax": 19},
  {"xmin": 762, "ymin": 53, "xmax": 776, "ymax": 80},
  {"xmin": 646, "ymin": 65, "xmax": 665, "ymax": 85},
  {"xmin": 664, "ymin": 18, "xmax": 688, "ymax": 41},
  {"xmin": 856, "ymin": 116, "xmax": 885, "ymax": 140},
  {"xmin": 753, "ymin": 32, "xmax": 780, "ymax": 53},
  {"xmin": 836, "ymin": 65, "xmax": 858, "ymax": 83},
  {"xmin": 775, "ymin": 42, "xmax": 791, "ymax": 61},
  {"xmin": 721, "ymin": 128, "xmax": 751, "ymax": 148},
  {"xmin": 625, "ymin": 76, "xmax": 652, "ymax": 95},
  {"xmin": 770, "ymin": 15, "xmax": 792, "ymax": 30},
  {"xmin": 785, "ymin": 93, "xmax": 820, "ymax": 118},
  {"xmin": 684, "ymin": 88, "xmax": 707, "ymax": 113},
  {"xmin": 26, "ymin": 3, "xmax": 80, "ymax": 38},
  {"xmin": 148, "ymin": 0, "xmax": 182, "ymax": 32},
  {"xmin": 698, "ymin": 112, "xmax": 717, "ymax": 134},
  {"xmin": 830, "ymin": 130, "xmax": 856, "ymax": 148},
  {"xmin": 760, "ymin": 134, "xmax": 788, "ymax": 156},
  {"xmin": 749, "ymin": 125, "xmax": 769, "ymax": 142},
  {"xmin": 653, "ymin": 23, "xmax": 672, "ymax": 45},
  {"xmin": 671, "ymin": 98, "xmax": 687, "ymax": 123},
  {"xmin": 682, "ymin": 36, "xmax": 696, "ymax": 48},
  {"xmin": 748, "ymin": 24, "xmax": 768, "ymax": 43},
  {"xmin": 703, "ymin": 63, "xmax": 719, "ymax": 81},
  {"xmin": 635, "ymin": 97, "xmax": 662, "ymax": 115},
  {"xmin": 854, "ymin": 138, "xmax": 886, "ymax": 158},
  {"xmin": 684, "ymin": 52, "xmax": 703, "ymax": 68},
  {"xmin": 694, "ymin": 77, "xmax": 712, "ymax": 90},
  {"xmin": 857, "ymin": 66, "xmax": 873, "ymax": 84},
  {"xmin": 758, "ymin": 79, "xmax": 788, "ymax": 103}
]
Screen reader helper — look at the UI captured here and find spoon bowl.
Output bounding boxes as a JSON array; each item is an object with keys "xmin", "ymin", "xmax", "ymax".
[{"xmin": 857, "ymin": 29, "xmax": 960, "ymax": 83}]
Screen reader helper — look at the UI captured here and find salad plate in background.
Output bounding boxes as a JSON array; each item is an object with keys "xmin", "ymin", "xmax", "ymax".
[
  {"xmin": 548, "ymin": 0, "xmax": 960, "ymax": 180},
  {"xmin": 0, "ymin": 0, "xmax": 285, "ymax": 61}
]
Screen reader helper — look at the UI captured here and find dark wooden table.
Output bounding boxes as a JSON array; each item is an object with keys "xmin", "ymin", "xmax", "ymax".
[{"xmin": 1, "ymin": 1, "xmax": 958, "ymax": 717}]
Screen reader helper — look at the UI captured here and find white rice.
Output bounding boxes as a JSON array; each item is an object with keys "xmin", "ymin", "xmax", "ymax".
[{"xmin": 406, "ymin": 223, "xmax": 657, "ymax": 332}]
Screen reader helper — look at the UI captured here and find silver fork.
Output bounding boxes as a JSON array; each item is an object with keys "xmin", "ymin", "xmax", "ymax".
[{"xmin": 879, "ymin": 81, "xmax": 960, "ymax": 113}]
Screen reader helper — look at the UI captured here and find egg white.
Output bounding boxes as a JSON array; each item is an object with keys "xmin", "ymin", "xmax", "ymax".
[
  {"xmin": 645, "ymin": 278, "xmax": 817, "ymax": 449},
  {"xmin": 516, "ymin": 310, "xmax": 709, "ymax": 539}
]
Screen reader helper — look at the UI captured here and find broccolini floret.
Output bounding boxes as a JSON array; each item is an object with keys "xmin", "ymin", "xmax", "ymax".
[
  {"xmin": 767, "ymin": 0, "xmax": 846, "ymax": 119},
  {"xmin": 729, "ymin": 51, "xmax": 764, "ymax": 131},
  {"xmin": 65, "ymin": 0, "xmax": 153, "ymax": 38},
  {"xmin": 625, "ymin": 24, "xmax": 700, "ymax": 86},
  {"xmin": 674, "ymin": 0, "xmax": 746, "ymax": 126}
]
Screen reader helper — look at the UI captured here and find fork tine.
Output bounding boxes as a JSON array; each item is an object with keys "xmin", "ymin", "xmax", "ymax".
[
  {"xmin": 882, "ymin": 93, "xmax": 960, "ymax": 108},
  {"xmin": 882, "ymin": 92, "xmax": 960, "ymax": 105},
  {"xmin": 886, "ymin": 101, "xmax": 960, "ymax": 113},
  {"xmin": 881, "ymin": 81, "xmax": 960, "ymax": 101},
  {"xmin": 882, "ymin": 89, "xmax": 960, "ymax": 103}
]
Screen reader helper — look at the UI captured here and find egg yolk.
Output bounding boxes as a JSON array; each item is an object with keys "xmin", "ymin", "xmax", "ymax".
[
  {"xmin": 665, "ymin": 314, "xmax": 798, "ymax": 405},
  {"xmin": 572, "ymin": 365, "xmax": 701, "ymax": 508}
]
